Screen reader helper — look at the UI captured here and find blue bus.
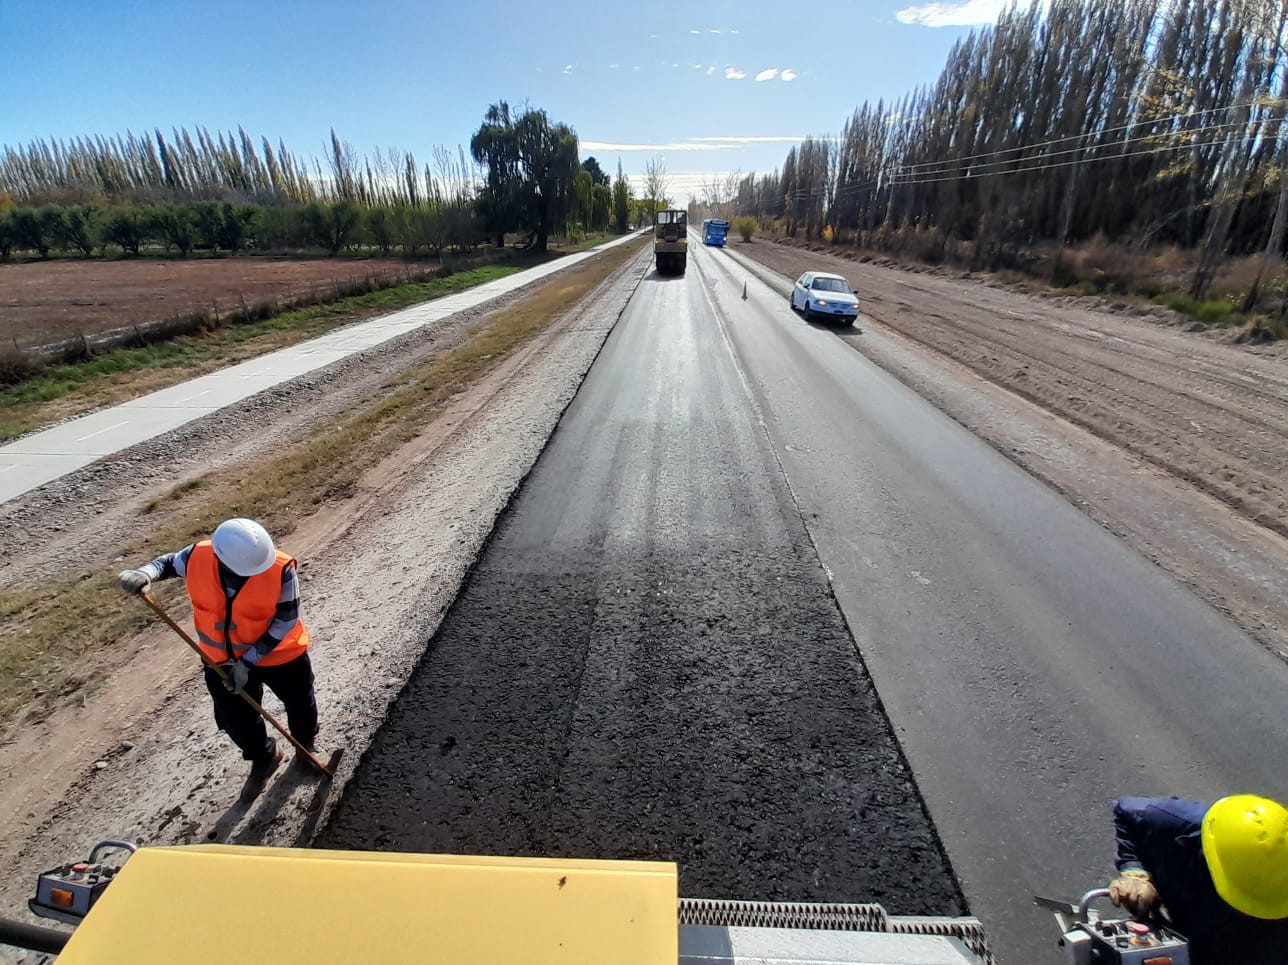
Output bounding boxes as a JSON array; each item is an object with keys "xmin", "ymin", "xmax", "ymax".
[{"xmin": 701, "ymin": 218, "xmax": 730, "ymax": 247}]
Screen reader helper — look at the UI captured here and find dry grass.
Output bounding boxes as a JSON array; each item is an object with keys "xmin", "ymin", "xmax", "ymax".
[
  {"xmin": 0, "ymin": 238, "xmax": 643, "ymax": 733},
  {"xmin": 771, "ymin": 227, "xmax": 1288, "ymax": 338}
]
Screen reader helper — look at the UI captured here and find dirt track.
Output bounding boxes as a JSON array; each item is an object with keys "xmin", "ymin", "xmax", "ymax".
[{"xmin": 0, "ymin": 255, "xmax": 417, "ymax": 346}]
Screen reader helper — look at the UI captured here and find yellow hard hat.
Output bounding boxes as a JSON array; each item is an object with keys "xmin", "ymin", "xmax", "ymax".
[{"xmin": 1201, "ymin": 795, "xmax": 1288, "ymax": 920}]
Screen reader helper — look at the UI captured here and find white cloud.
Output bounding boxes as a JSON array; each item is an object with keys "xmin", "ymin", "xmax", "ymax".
[
  {"xmin": 693, "ymin": 63, "xmax": 703, "ymax": 69},
  {"xmin": 707, "ymin": 66, "xmax": 716, "ymax": 75},
  {"xmin": 896, "ymin": 0, "xmax": 1044, "ymax": 27},
  {"xmin": 583, "ymin": 135, "xmax": 811, "ymax": 152},
  {"xmin": 562, "ymin": 64, "xmax": 574, "ymax": 74},
  {"xmin": 693, "ymin": 135, "xmax": 807, "ymax": 144},
  {"xmin": 633, "ymin": 65, "xmax": 641, "ymax": 71},
  {"xmin": 581, "ymin": 140, "xmax": 739, "ymax": 152},
  {"xmin": 730, "ymin": 28, "xmax": 740, "ymax": 34},
  {"xmin": 725, "ymin": 67, "xmax": 746, "ymax": 79},
  {"xmin": 708, "ymin": 28, "xmax": 721, "ymax": 33},
  {"xmin": 672, "ymin": 62, "xmax": 681, "ymax": 68},
  {"xmin": 609, "ymin": 63, "xmax": 621, "ymax": 69},
  {"xmin": 690, "ymin": 28, "xmax": 701, "ymax": 34},
  {"xmin": 781, "ymin": 68, "xmax": 798, "ymax": 81},
  {"xmin": 755, "ymin": 67, "xmax": 779, "ymax": 82}
]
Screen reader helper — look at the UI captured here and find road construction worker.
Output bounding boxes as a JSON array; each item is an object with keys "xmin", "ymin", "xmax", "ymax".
[
  {"xmin": 118, "ymin": 518, "xmax": 317, "ymax": 781},
  {"xmin": 1110, "ymin": 795, "xmax": 1288, "ymax": 963}
]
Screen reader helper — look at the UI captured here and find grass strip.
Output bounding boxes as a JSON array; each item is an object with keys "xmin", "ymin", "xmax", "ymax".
[
  {"xmin": 0, "ymin": 264, "xmax": 528, "ymax": 442},
  {"xmin": 0, "ymin": 238, "xmax": 642, "ymax": 733}
]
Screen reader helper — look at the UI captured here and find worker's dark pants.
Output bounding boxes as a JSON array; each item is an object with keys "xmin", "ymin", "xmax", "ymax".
[{"xmin": 203, "ymin": 653, "xmax": 318, "ymax": 762}]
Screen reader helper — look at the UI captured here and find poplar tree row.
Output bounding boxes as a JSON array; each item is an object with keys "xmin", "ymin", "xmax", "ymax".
[{"xmin": 737, "ymin": 0, "xmax": 1288, "ymax": 295}]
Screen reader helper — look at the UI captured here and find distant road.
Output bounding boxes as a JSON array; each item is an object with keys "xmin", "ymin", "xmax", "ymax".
[{"xmin": 0, "ymin": 232, "xmax": 642, "ymax": 505}]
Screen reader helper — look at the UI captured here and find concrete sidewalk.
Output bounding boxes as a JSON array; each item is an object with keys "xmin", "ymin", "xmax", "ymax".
[{"xmin": 0, "ymin": 232, "xmax": 642, "ymax": 505}]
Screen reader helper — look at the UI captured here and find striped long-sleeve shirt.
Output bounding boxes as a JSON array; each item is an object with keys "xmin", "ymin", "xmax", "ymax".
[{"xmin": 142, "ymin": 544, "xmax": 300, "ymax": 665}]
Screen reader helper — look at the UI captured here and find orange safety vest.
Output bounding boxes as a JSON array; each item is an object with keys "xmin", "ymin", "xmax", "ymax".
[{"xmin": 185, "ymin": 540, "xmax": 310, "ymax": 667}]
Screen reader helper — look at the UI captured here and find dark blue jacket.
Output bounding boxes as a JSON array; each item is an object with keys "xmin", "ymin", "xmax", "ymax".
[{"xmin": 1114, "ymin": 797, "xmax": 1288, "ymax": 964}]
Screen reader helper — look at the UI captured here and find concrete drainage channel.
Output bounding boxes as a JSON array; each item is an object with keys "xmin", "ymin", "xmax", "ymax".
[{"xmin": 315, "ymin": 242, "xmax": 987, "ymax": 960}]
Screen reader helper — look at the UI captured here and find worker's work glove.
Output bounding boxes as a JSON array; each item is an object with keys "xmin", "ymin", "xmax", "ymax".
[
  {"xmin": 221, "ymin": 660, "xmax": 250, "ymax": 696},
  {"xmin": 117, "ymin": 569, "xmax": 151, "ymax": 595},
  {"xmin": 1109, "ymin": 869, "xmax": 1159, "ymax": 919}
]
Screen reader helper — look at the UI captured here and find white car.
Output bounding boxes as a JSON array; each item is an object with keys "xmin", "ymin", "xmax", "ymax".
[{"xmin": 790, "ymin": 272, "xmax": 859, "ymax": 325}]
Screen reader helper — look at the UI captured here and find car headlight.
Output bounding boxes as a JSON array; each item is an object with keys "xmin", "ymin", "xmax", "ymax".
[{"xmin": 816, "ymin": 299, "xmax": 829, "ymax": 307}]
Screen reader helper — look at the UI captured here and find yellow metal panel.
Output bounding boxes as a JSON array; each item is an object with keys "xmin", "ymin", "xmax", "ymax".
[{"xmin": 58, "ymin": 846, "xmax": 678, "ymax": 964}]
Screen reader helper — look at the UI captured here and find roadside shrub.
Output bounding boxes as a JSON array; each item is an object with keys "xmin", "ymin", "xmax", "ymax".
[
  {"xmin": 102, "ymin": 208, "xmax": 148, "ymax": 255},
  {"xmin": 60, "ymin": 206, "xmax": 98, "ymax": 256},
  {"xmin": 733, "ymin": 216, "xmax": 756, "ymax": 242},
  {"xmin": 0, "ymin": 212, "xmax": 13, "ymax": 258},
  {"xmin": 0, "ymin": 345, "xmax": 39, "ymax": 387},
  {"xmin": 152, "ymin": 205, "xmax": 197, "ymax": 256},
  {"xmin": 10, "ymin": 208, "xmax": 50, "ymax": 257}
]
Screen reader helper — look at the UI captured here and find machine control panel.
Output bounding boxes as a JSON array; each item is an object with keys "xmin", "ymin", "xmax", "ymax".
[{"xmin": 29, "ymin": 841, "xmax": 136, "ymax": 925}]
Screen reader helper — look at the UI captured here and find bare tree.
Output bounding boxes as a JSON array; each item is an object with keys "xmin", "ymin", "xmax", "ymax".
[
  {"xmin": 643, "ymin": 155, "xmax": 670, "ymax": 220},
  {"xmin": 700, "ymin": 169, "xmax": 742, "ymax": 219}
]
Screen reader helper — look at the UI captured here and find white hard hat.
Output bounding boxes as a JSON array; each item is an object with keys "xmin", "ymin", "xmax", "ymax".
[{"xmin": 211, "ymin": 518, "xmax": 276, "ymax": 576}]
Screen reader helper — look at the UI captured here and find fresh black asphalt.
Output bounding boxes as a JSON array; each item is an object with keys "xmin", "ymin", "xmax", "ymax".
[{"xmin": 319, "ymin": 263, "xmax": 964, "ymax": 915}]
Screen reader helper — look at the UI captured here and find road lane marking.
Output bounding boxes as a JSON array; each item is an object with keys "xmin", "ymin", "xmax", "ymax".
[{"xmin": 76, "ymin": 420, "xmax": 130, "ymax": 442}]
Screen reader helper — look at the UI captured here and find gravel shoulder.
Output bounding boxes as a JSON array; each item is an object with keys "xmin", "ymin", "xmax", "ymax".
[
  {"xmin": 0, "ymin": 247, "xmax": 650, "ymax": 949},
  {"xmin": 726, "ymin": 241, "xmax": 1288, "ymax": 656}
]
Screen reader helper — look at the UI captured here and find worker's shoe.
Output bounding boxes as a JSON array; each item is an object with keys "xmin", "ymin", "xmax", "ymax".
[
  {"xmin": 247, "ymin": 740, "xmax": 283, "ymax": 784},
  {"xmin": 291, "ymin": 738, "xmax": 318, "ymax": 770}
]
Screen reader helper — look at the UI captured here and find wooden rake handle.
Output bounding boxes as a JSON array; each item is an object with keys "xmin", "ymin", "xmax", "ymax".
[{"xmin": 139, "ymin": 591, "xmax": 334, "ymax": 775}]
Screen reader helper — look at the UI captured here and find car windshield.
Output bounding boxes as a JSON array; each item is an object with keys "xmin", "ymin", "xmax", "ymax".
[
  {"xmin": 656, "ymin": 211, "xmax": 687, "ymax": 225},
  {"xmin": 811, "ymin": 277, "xmax": 850, "ymax": 292}
]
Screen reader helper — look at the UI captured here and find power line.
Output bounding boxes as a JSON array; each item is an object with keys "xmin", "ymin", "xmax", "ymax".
[
  {"xmin": 891, "ymin": 118, "xmax": 1252, "ymax": 180},
  {"xmin": 894, "ymin": 98, "xmax": 1282, "ymax": 173},
  {"xmin": 887, "ymin": 131, "xmax": 1263, "ymax": 187}
]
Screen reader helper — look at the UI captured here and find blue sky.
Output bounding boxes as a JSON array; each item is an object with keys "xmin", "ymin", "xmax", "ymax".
[{"xmin": 0, "ymin": 0, "xmax": 1020, "ymax": 200}]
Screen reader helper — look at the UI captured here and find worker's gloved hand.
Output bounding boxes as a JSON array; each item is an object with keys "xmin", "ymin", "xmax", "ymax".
[
  {"xmin": 1109, "ymin": 869, "xmax": 1159, "ymax": 919},
  {"xmin": 221, "ymin": 661, "xmax": 250, "ymax": 696},
  {"xmin": 117, "ymin": 569, "xmax": 151, "ymax": 595}
]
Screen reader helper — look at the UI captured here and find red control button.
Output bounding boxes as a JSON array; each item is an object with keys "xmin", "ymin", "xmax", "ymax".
[{"xmin": 1129, "ymin": 923, "xmax": 1150, "ymax": 935}]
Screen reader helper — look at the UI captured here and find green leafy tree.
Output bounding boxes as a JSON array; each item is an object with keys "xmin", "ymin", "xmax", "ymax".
[
  {"xmin": 216, "ymin": 203, "xmax": 256, "ymax": 253},
  {"xmin": 60, "ymin": 206, "xmax": 98, "ymax": 256},
  {"xmin": 365, "ymin": 205, "xmax": 399, "ymax": 254},
  {"xmin": 591, "ymin": 183, "xmax": 611, "ymax": 231},
  {"xmin": 0, "ymin": 212, "xmax": 14, "ymax": 259},
  {"xmin": 471, "ymin": 102, "xmax": 581, "ymax": 251},
  {"xmin": 574, "ymin": 169, "xmax": 594, "ymax": 231},
  {"xmin": 154, "ymin": 205, "xmax": 197, "ymax": 256},
  {"xmin": 189, "ymin": 203, "xmax": 223, "ymax": 252},
  {"xmin": 11, "ymin": 208, "xmax": 51, "ymax": 256},
  {"xmin": 304, "ymin": 201, "xmax": 360, "ymax": 255},
  {"xmin": 470, "ymin": 102, "xmax": 521, "ymax": 249},
  {"xmin": 613, "ymin": 159, "xmax": 631, "ymax": 233},
  {"xmin": 582, "ymin": 156, "xmax": 610, "ymax": 187},
  {"xmin": 104, "ymin": 209, "xmax": 148, "ymax": 255}
]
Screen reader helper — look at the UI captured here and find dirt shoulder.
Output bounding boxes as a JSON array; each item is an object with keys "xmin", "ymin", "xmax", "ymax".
[
  {"xmin": 0, "ymin": 245, "xmax": 649, "ymax": 945},
  {"xmin": 726, "ymin": 241, "xmax": 1288, "ymax": 657}
]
